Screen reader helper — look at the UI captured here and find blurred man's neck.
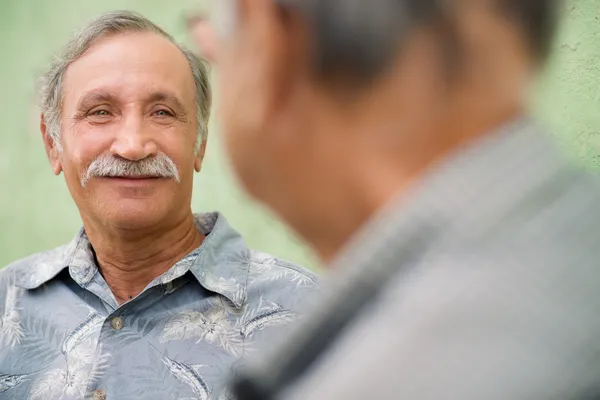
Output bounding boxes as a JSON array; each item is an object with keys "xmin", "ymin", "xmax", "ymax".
[
  {"xmin": 82, "ymin": 211, "xmax": 204, "ymax": 304},
  {"xmin": 302, "ymin": 88, "xmax": 523, "ymax": 263}
]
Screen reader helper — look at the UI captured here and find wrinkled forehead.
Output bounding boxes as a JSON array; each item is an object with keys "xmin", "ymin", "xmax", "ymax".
[{"xmin": 62, "ymin": 31, "xmax": 196, "ymax": 110}]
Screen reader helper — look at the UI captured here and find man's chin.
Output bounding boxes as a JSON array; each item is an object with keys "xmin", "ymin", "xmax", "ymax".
[
  {"xmin": 96, "ymin": 200, "xmax": 171, "ymax": 230},
  {"xmin": 87, "ymin": 176, "xmax": 172, "ymax": 196}
]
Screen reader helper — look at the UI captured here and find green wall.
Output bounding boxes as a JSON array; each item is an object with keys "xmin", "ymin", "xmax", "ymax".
[
  {"xmin": 535, "ymin": 0, "xmax": 600, "ymax": 165},
  {"xmin": 0, "ymin": 0, "xmax": 598, "ymax": 269}
]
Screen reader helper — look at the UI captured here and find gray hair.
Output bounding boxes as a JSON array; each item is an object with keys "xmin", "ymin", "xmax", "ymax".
[
  {"xmin": 241, "ymin": 0, "xmax": 560, "ymax": 87},
  {"xmin": 39, "ymin": 10, "xmax": 211, "ymax": 153}
]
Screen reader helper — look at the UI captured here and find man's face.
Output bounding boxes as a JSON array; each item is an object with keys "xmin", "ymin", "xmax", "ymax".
[
  {"xmin": 214, "ymin": 21, "xmax": 269, "ymax": 200},
  {"xmin": 210, "ymin": 0, "xmax": 313, "ymax": 213},
  {"xmin": 45, "ymin": 32, "xmax": 202, "ymax": 229}
]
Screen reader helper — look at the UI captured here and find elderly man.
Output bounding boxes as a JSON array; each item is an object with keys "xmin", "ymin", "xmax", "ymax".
[
  {"xmin": 0, "ymin": 10, "xmax": 318, "ymax": 400},
  {"xmin": 191, "ymin": 0, "xmax": 600, "ymax": 399}
]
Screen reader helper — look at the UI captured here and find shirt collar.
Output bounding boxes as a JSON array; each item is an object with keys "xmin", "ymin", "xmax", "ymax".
[
  {"xmin": 188, "ymin": 212, "xmax": 250, "ymax": 307},
  {"xmin": 14, "ymin": 212, "xmax": 250, "ymax": 308}
]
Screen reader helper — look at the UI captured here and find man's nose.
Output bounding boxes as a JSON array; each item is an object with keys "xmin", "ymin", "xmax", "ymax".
[{"xmin": 110, "ymin": 114, "xmax": 158, "ymax": 161}]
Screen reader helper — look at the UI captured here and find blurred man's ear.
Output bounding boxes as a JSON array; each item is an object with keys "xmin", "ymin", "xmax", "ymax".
[
  {"xmin": 194, "ymin": 140, "xmax": 208, "ymax": 172},
  {"xmin": 188, "ymin": 16, "xmax": 219, "ymax": 63},
  {"xmin": 40, "ymin": 114, "xmax": 63, "ymax": 175}
]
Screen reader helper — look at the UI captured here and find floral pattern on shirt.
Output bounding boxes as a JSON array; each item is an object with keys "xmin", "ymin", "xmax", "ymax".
[{"xmin": 0, "ymin": 212, "xmax": 319, "ymax": 400}]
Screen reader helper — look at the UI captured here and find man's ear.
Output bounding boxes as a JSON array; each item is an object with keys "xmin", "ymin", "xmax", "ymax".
[
  {"xmin": 194, "ymin": 140, "xmax": 208, "ymax": 172},
  {"xmin": 40, "ymin": 114, "xmax": 62, "ymax": 175}
]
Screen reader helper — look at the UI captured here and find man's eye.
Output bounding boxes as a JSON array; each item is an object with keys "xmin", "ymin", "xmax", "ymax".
[
  {"xmin": 154, "ymin": 109, "xmax": 174, "ymax": 117},
  {"xmin": 90, "ymin": 110, "xmax": 110, "ymax": 116}
]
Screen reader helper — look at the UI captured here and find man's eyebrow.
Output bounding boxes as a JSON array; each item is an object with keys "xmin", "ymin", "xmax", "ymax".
[
  {"xmin": 146, "ymin": 92, "xmax": 188, "ymax": 113},
  {"xmin": 76, "ymin": 91, "xmax": 119, "ymax": 109},
  {"xmin": 75, "ymin": 91, "xmax": 190, "ymax": 114}
]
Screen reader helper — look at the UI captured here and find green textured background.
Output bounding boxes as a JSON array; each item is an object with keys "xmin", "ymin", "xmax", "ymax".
[{"xmin": 0, "ymin": 0, "xmax": 598, "ymax": 269}]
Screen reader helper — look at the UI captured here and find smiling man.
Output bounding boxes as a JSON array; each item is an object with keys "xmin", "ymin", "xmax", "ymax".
[{"xmin": 0, "ymin": 11, "xmax": 318, "ymax": 400}]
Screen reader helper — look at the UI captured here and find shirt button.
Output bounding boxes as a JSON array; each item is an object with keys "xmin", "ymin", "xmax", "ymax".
[
  {"xmin": 110, "ymin": 317, "xmax": 124, "ymax": 331},
  {"xmin": 93, "ymin": 389, "xmax": 106, "ymax": 400}
]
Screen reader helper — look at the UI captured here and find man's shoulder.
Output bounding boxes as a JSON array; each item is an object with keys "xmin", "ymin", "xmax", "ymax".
[
  {"xmin": 0, "ymin": 245, "xmax": 70, "ymax": 287},
  {"xmin": 247, "ymin": 250, "xmax": 319, "ymax": 287},
  {"xmin": 244, "ymin": 250, "xmax": 320, "ymax": 310}
]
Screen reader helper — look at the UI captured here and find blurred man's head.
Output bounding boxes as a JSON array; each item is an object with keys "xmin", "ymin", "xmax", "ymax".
[
  {"xmin": 207, "ymin": 0, "xmax": 559, "ymax": 259},
  {"xmin": 40, "ymin": 11, "xmax": 211, "ymax": 230}
]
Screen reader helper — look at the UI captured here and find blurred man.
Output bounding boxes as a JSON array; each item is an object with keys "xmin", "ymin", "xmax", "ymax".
[
  {"xmin": 191, "ymin": 0, "xmax": 600, "ymax": 398},
  {"xmin": 0, "ymin": 11, "xmax": 318, "ymax": 400}
]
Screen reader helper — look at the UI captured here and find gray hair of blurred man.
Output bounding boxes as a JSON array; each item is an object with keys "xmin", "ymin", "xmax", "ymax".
[
  {"xmin": 39, "ymin": 10, "xmax": 212, "ymax": 153},
  {"xmin": 217, "ymin": 0, "xmax": 560, "ymax": 86}
]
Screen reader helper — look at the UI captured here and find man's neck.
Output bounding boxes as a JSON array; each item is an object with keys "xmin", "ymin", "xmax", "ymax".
[
  {"xmin": 82, "ymin": 212, "xmax": 205, "ymax": 304},
  {"xmin": 305, "ymin": 101, "xmax": 523, "ymax": 264}
]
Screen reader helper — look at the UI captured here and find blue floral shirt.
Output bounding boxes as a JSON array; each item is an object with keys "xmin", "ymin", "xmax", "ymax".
[{"xmin": 0, "ymin": 212, "xmax": 319, "ymax": 400}]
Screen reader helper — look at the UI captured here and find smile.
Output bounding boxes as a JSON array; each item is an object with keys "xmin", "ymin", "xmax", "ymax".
[
  {"xmin": 99, "ymin": 176, "xmax": 167, "ymax": 184},
  {"xmin": 106, "ymin": 176, "xmax": 163, "ymax": 180}
]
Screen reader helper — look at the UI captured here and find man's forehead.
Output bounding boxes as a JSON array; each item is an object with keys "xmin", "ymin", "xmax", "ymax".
[{"xmin": 62, "ymin": 32, "xmax": 195, "ymax": 103}]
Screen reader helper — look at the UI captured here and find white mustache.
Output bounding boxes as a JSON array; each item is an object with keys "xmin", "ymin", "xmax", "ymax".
[{"xmin": 81, "ymin": 152, "xmax": 180, "ymax": 187}]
